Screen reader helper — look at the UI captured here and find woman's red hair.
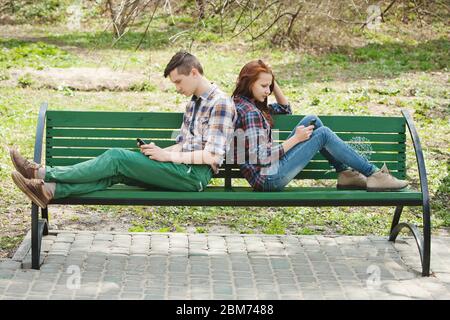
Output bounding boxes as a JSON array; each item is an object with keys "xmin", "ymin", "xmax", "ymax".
[{"xmin": 233, "ymin": 60, "xmax": 275, "ymax": 127}]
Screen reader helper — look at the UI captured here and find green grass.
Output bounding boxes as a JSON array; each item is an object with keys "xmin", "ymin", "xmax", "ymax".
[
  {"xmin": 0, "ymin": 39, "xmax": 79, "ymax": 69},
  {"xmin": 0, "ymin": 19, "xmax": 448, "ymax": 254},
  {"xmin": 0, "ymin": 235, "xmax": 24, "ymax": 253}
]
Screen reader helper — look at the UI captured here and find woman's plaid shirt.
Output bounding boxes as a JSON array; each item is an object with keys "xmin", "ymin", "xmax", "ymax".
[
  {"xmin": 175, "ymin": 84, "xmax": 236, "ymax": 173},
  {"xmin": 233, "ymin": 95, "xmax": 292, "ymax": 190}
]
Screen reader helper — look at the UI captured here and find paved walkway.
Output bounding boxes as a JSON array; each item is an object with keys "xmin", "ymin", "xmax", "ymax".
[{"xmin": 0, "ymin": 231, "xmax": 449, "ymax": 300}]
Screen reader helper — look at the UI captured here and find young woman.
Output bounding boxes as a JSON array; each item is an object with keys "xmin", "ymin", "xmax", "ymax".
[{"xmin": 232, "ymin": 59, "xmax": 408, "ymax": 192}]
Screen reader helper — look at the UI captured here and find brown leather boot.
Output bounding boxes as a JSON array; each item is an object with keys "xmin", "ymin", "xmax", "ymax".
[
  {"xmin": 367, "ymin": 163, "xmax": 409, "ymax": 191},
  {"xmin": 11, "ymin": 171, "xmax": 52, "ymax": 208},
  {"xmin": 9, "ymin": 147, "xmax": 42, "ymax": 179},
  {"xmin": 337, "ymin": 169, "xmax": 367, "ymax": 190}
]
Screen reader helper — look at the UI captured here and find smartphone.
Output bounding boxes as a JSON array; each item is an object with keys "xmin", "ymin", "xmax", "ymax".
[
  {"xmin": 309, "ymin": 119, "xmax": 317, "ymax": 128},
  {"xmin": 136, "ymin": 138, "xmax": 148, "ymax": 146}
]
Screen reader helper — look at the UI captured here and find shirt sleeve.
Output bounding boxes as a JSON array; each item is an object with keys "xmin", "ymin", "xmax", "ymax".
[
  {"xmin": 244, "ymin": 111, "xmax": 284, "ymax": 167},
  {"xmin": 269, "ymin": 103, "xmax": 292, "ymax": 115},
  {"xmin": 203, "ymin": 97, "xmax": 237, "ymax": 167},
  {"xmin": 175, "ymin": 130, "xmax": 184, "ymax": 144}
]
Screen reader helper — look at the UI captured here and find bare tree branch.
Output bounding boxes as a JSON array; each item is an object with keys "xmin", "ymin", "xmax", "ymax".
[
  {"xmin": 231, "ymin": 0, "xmax": 281, "ymax": 39},
  {"xmin": 251, "ymin": 11, "xmax": 297, "ymax": 41},
  {"xmin": 285, "ymin": 4, "xmax": 302, "ymax": 38},
  {"xmin": 135, "ymin": 0, "xmax": 162, "ymax": 50}
]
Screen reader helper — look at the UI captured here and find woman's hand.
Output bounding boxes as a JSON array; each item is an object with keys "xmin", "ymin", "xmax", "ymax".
[
  {"xmin": 294, "ymin": 125, "xmax": 314, "ymax": 143},
  {"xmin": 281, "ymin": 125, "xmax": 314, "ymax": 153},
  {"xmin": 272, "ymin": 81, "xmax": 289, "ymax": 106}
]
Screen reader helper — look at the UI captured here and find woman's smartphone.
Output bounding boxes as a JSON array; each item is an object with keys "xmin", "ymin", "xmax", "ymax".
[
  {"xmin": 136, "ymin": 138, "xmax": 148, "ymax": 146},
  {"xmin": 309, "ymin": 119, "xmax": 317, "ymax": 128}
]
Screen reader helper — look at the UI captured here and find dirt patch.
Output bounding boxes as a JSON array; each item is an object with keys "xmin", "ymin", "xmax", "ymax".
[
  {"xmin": 2, "ymin": 67, "xmax": 154, "ymax": 91},
  {"xmin": 48, "ymin": 205, "xmax": 134, "ymax": 232}
]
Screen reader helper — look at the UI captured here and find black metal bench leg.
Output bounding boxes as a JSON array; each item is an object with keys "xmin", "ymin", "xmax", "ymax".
[
  {"xmin": 41, "ymin": 207, "xmax": 49, "ymax": 236},
  {"xmin": 389, "ymin": 206, "xmax": 403, "ymax": 238},
  {"xmin": 31, "ymin": 204, "xmax": 49, "ymax": 270},
  {"xmin": 422, "ymin": 200, "xmax": 431, "ymax": 276},
  {"xmin": 31, "ymin": 204, "xmax": 40, "ymax": 270},
  {"xmin": 388, "ymin": 203, "xmax": 431, "ymax": 276}
]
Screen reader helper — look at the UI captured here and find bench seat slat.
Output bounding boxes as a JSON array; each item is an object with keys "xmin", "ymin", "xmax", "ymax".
[{"xmin": 49, "ymin": 186, "xmax": 422, "ymax": 206}]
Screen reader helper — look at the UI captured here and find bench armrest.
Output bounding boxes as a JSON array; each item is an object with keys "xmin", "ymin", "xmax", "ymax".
[
  {"xmin": 401, "ymin": 109, "xmax": 430, "ymax": 203},
  {"xmin": 33, "ymin": 102, "xmax": 48, "ymax": 165}
]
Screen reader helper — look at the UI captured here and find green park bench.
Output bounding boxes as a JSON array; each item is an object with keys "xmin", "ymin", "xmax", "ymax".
[{"xmin": 28, "ymin": 102, "xmax": 431, "ymax": 276}]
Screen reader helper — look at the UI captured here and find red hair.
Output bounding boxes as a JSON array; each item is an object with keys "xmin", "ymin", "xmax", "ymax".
[{"xmin": 233, "ymin": 60, "xmax": 275, "ymax": 127}]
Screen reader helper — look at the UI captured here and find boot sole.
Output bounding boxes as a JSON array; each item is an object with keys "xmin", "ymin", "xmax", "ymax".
[
  {"xmin": 11, "ymin": 172, "xmax": 47, "ymax": 208},
  {"xmin": 337, "ymin": 185, "xmax": 366, "ymax": 190},
  {"xmin": 367, "ymin": 187, "xmax": 408, "ymax": 192}
]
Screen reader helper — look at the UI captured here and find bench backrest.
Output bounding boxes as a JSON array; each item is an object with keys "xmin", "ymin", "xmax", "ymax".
[{"xmin": 45, "ymin": 111, "xmax": 407, "ymax": 187}]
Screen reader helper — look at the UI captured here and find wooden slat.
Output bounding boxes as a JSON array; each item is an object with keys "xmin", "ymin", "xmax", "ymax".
[
  {"xmin": 46, "ymin": 138, "xmax": 405, "ymax": 152},
  {"xmin": 48, "ymin": 128, "xmax": 405, "ymax": 142},
  {"xmin": 47, "ymin": 112, "xmax": 405, "ymax": 132},
  {"xmin": 200, "ymin": 161, "xmax": 406, "ymax": 171},
  {"xmin": 215, "ymin": 170, "xmax": 405, "ymax": 179},
  {"xmin": 310, "ymin": 153, "xmax": 405, "ymax": 162},
  {"xmin": 47, "ymin": 128, "xmax": 178, "ymax": 139},
  {"xmin": 46, "ymin": 139, "xmax": 175, "ymax": 149},
  {"xmin": 49, "ymin": 186, "xmax": 422, "ymax": 203},
  {"xmin": 300, "ymin": 153, "xmax": 405, "ymax": 162},
  {"xmin": 273, "ymin": 115, "xmax": 405, "ymax": 133},
  {"xmin": 276, "ymin": 132, "xmax": 406, "ymax": 142},
  {"xmin": 46, "ymin": 155, "xmax": 405, "ymax": 170},
  {"xmin": 46, "ymin": 111, "xmax": 183, "ymax": 129},
  {"xmin": 47, "ymin": 158, "xmax": 405, "ymax": 178}
]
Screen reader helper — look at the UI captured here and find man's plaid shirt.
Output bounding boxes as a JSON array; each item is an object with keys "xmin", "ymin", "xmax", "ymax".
[
  {"xmin": 175, "ymin": 84, "xmax": 236, "ymax": 173},
  {"xmin": 233, "ymin": 95, "xmax": 292, "ymax": 190}
]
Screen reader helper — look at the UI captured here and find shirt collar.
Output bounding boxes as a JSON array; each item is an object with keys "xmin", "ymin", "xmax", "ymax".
[
  {"xmin": 235, "ymin": 95, "xmax": 254, "ymax": 105},
  {"xmin": 192, "ymin": 83, "xmax": 217, "ymax": 102}
]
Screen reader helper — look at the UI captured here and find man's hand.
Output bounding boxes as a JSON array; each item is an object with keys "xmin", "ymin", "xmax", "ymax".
[{"xmin": 140, "ymin": 143, "xmax": 172, "ymax": 162}]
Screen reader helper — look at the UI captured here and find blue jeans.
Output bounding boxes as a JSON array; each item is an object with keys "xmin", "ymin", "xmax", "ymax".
[{"xmin": 262, "ymin": 115, "xmax": 378, "ymax": 191}]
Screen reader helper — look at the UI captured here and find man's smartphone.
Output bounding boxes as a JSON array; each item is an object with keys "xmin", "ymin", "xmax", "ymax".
[
  {"xmin": 137, "ymin": 138, "xmax": 148, "ymax": 146},
  {"xmin": 309, "ymin": 119, "xmax": 317, "ymax": 128}
]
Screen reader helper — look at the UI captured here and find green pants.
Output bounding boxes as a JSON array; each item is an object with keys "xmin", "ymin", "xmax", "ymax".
[{"xmin": 45, "ymin": 148, "xmax": 213, "ymax": 199}]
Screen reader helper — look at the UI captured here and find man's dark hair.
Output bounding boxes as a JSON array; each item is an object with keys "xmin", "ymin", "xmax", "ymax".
[{"xmin": 163, "ymin": 51, "xmax": 204, "ymax": 78}]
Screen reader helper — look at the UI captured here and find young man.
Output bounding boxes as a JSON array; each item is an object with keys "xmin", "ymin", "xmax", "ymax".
[{"xmin": 10, "ymin": 51, "xmax": 236, "ymax": 208}]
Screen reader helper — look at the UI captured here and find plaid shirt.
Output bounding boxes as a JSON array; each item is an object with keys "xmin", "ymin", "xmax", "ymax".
[
  {"xmin": 233, "ymin": 95, "xmax": 292, "ymax": 190},
  {"xmin": 175, "ymin": 84, "xmax": 236, "ymax": 173}
]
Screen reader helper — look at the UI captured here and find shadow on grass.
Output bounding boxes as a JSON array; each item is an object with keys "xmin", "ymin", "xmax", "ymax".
[
  {"xmin": 274, "ymin": 38, "xmax": 449, "ymax": 84},
  {"xmin": 0, "ymin": 28, "xmax": 182, "ymax": 51}
]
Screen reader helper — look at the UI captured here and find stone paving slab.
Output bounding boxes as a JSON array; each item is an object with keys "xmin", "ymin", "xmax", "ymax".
[{"xmin": 1, "ymin": 231, "xmax": 449, "ymax": 300}]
